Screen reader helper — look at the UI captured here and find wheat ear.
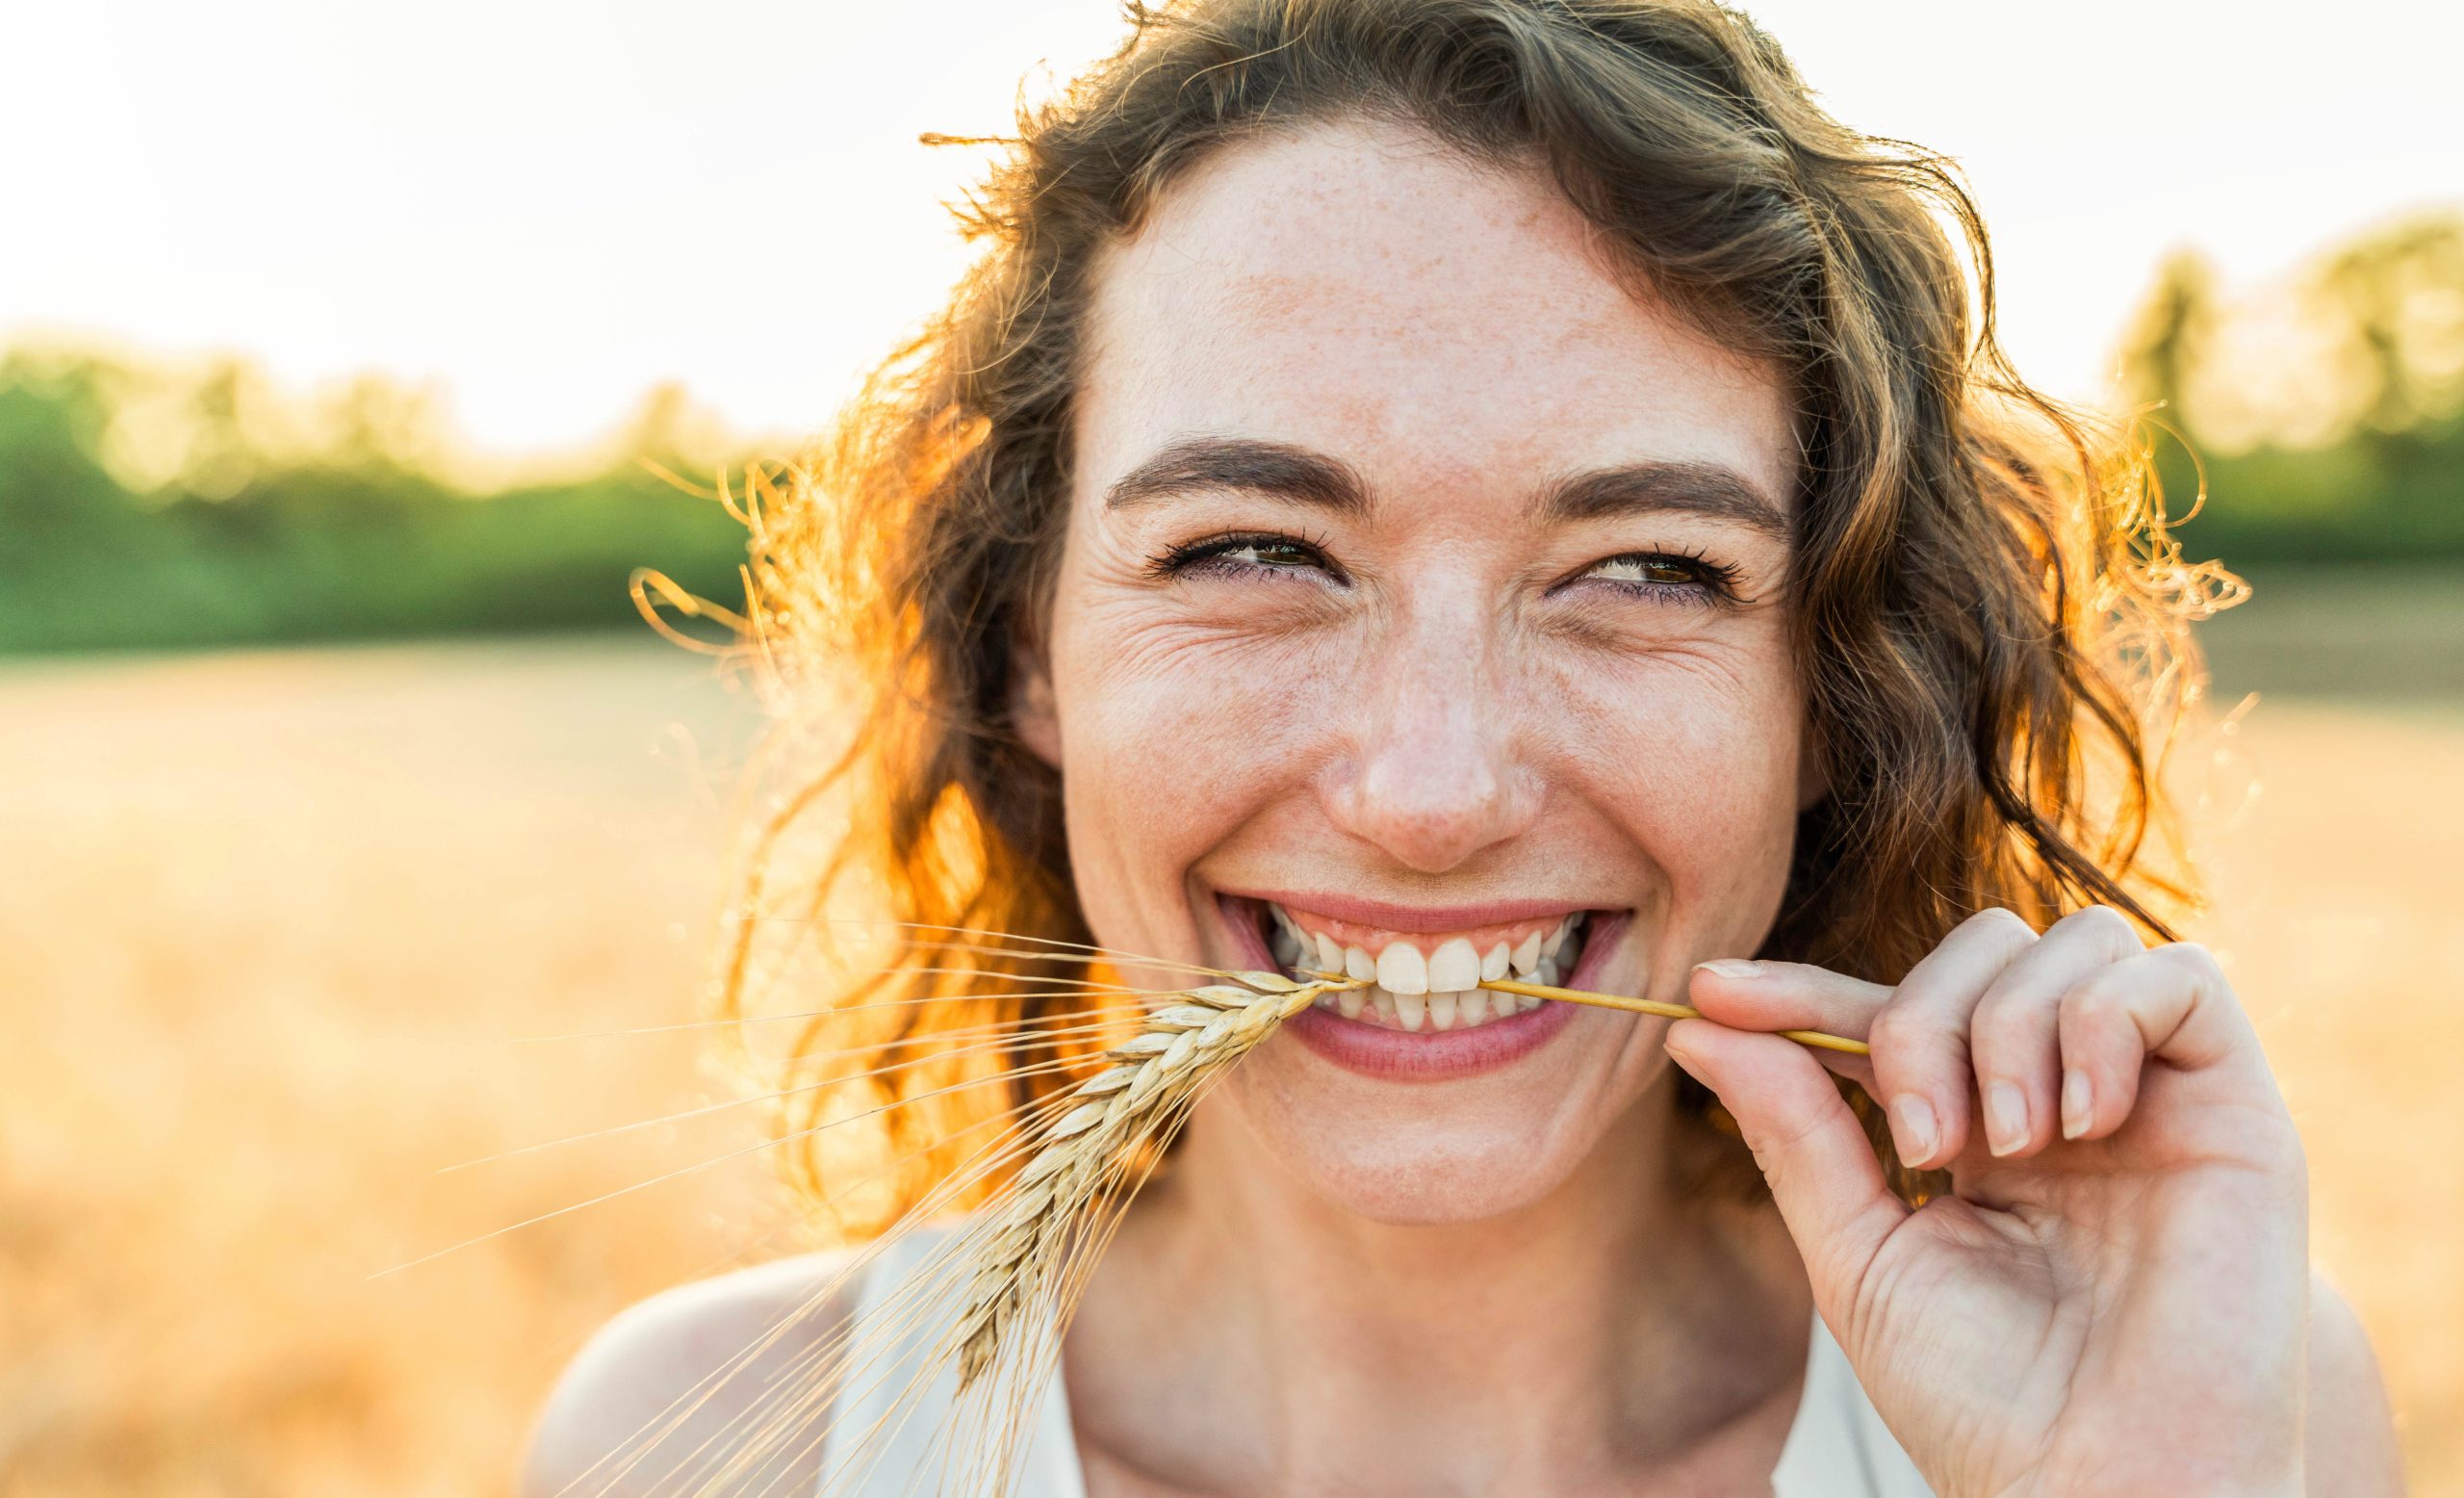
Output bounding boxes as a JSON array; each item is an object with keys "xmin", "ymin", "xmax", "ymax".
[{"xmin": 950, "ymin": 968, "xmax": 1351, "ymax": 1390}]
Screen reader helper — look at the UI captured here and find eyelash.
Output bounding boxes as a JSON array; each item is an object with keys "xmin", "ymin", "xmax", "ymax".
[{"xmin": 1144, "ymin": 530, "xmax": 1744, "ymax": 604}]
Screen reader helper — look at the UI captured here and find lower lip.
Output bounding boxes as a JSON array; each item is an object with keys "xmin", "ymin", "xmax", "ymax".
[{"xmin": 1284, "ymin": 996, "xmax": 1579, "ymax": 1080}]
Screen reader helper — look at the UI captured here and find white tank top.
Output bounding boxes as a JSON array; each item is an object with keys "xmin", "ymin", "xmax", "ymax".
[{"xmin": 822, "ymin": 1226, "xmax": 1933, "ymax": 1496}]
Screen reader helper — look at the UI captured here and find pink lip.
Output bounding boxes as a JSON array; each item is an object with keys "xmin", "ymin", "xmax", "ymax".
[{"xmin": 1216, "ymin": 893, "xmax": 1627, "ymax": 1083}]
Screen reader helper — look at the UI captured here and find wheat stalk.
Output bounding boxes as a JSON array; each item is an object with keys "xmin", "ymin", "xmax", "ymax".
[{"xmin": 1478, "ymin": 976, "xmax": 1873, "ymax": 1055}]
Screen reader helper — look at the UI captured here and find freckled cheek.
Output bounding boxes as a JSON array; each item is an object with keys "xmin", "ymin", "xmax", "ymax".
[
  {"xmin": 1063, "ymin": 628, "xmax": 1275, "ymax": 781},
  {"xmin": 1050, "ymin": 619, "xmax": 1313, "ymax": 920},
  {"xmin": 1558, "ymin": 664, "xmax": 1804, "ymax": 900}
]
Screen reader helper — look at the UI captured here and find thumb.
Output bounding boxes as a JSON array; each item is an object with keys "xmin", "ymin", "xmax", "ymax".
[{"xmin": 1664, "ymin": 1016, "xmax": 1907, "ymax": 1315}]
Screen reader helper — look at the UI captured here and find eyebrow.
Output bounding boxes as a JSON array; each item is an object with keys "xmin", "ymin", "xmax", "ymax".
[
  {"xmin": 1100, "ymin": 434, "xmax": 1790, "ymax": 542},
  {"xmin": 1528, "ymin": 458, "xmax": 1791, "ymax": 542},
  {"xmin": 1102, "ymin": 435, "xmax": 1370, "ymax": 515}
]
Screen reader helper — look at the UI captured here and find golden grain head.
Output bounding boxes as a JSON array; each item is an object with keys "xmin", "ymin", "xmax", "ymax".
[{"xmin": 951, "ymin": 970, "xmax": 1337, "ymax": 1391}]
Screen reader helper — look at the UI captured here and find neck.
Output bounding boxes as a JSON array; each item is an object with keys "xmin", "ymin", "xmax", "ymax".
[{"xmin": 1065, "ymin": 1077, "xmax": 1813, "ymax": 1495}]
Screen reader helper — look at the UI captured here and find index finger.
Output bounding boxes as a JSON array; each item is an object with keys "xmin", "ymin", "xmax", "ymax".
[
  {"xmin": 1685, "ymin": 957, "xmax": 1889, "ymax": 1092},
  {"xmin": 1686, "ymin": 957, "xmax": 1891, "ymax": 1045},
  {"xmin": 1689, "ymin": 909, "xmax": 2042, "ymax": 1168}
]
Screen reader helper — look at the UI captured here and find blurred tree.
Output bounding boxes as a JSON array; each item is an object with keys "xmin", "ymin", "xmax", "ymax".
[
  {"xmin": 0, "ymin": 349, "xmax": 755, "ymax": 653},
  {"xmin": 2118, "ymin": 247, "xmax": 2218, "ymax": 430},
  {"xmin": 2115, "ymin": 211, "xmax": 2464, "ymax": 564},
  {"xmin": 0, "ymin": 354, "xmax": 116, "ymax": 545},
  {"xmin": 322, "ymin": 373, "xmax": 451, "ymax": 476},
  {"xmin": 2311, "ymin": 216, "xmax": 2464, "ymax": 446},
  {"xmin": 180, "ymin": 359, "xmax": 267, "ymax": 502}
]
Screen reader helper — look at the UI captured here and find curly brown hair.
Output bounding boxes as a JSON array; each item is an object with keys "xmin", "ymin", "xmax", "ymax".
[{"xmin": 694, "ymin": 0, "xmax": 2238, "ymax": 1233}]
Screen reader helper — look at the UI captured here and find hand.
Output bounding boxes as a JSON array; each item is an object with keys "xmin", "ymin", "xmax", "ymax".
[{"xmin": 1663, "ymin": 906, "xmax": 2309, "ymax": 1498}]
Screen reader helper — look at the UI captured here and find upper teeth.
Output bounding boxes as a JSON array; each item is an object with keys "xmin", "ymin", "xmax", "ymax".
[
  {"xmin": 1267, "ymin": 905, "xmax": 1588, "ymax": 1034},
  {"xmin": 1374, "ymin": 941, "xmax": 1425, "ymax": 994},
  {"xmin": 1426, "ymin": 938, "xmax": 1480, "ymax": 991}
]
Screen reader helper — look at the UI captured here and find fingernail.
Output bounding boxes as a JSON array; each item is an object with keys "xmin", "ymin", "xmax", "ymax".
[
  {"xmin": 1985, "ymin": 1081, "xmax": 2029, "ymax": 1156},
  {"xmin": 2061, "ymin": 1069, "xmax": 2092, "ymax": 1140},
  {"xmin": 1887, "ymin": 1094, "xmax": 1938, "ymax": 1165},
  {"xmin": 1695, "ymin": 959, "xmax": 1762, "ymax": 980}
]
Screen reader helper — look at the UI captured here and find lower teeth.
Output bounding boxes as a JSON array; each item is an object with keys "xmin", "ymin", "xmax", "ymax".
[{"xmin": 1309, "ymin": 984, "xmax": 1547, "ymax": 1032}]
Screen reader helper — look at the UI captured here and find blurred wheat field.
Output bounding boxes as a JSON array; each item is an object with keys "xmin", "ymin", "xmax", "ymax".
[
  {"xmin": 1, "ymin": 633, "xmax": 2458, "ymax": 1494},
  {"xmin": 0, "ymin": 641, "xmax": 782, "ymax": 1496}
]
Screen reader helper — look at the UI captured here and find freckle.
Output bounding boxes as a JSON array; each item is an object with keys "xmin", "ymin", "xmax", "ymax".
[{"xmin": 1327, "ymin": 392, "xmax": 1388, "ymax": 440}]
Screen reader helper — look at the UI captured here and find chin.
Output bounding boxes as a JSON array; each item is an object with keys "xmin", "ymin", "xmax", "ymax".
[
  {"xmin": 1221, "ymin": 973, "xmax": 1663, "ymax": 1226},
  {"xmin": 1206, "ymin": 1066, "xmax": 1633, "ymax": 1224}
]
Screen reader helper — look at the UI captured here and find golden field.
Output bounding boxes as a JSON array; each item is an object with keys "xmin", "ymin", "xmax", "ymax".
[{"xmin": 0, "ymin": 630, "xmax": 2458, "ymax": 1494}]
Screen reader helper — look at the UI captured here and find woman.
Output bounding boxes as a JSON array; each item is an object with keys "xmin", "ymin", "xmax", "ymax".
[{"xmin": 526, "ymin": 1, "xmax": 2402, "ymax": 1491}]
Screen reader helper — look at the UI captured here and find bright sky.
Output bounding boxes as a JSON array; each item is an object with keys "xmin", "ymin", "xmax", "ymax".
[{"xmin": 10, "ymin": 1, "xmax": 2460, "ymax": 458}]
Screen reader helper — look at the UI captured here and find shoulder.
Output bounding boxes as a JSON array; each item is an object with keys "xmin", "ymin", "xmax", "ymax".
[
  {"xmin": 2305, "ymin": 1270, "xmax": 2405, "ymax": 1497},
  {"xmin": 519, "ymin": 1250, "xmax": 862, "ymax": 1498}
]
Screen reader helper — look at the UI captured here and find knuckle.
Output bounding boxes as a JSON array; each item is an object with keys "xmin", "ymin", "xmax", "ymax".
[
  {"xmin": 2060, "ymin": 969, "xmax": 2133, "ymax": 1028},
  {"xmin": 1964, "ymin": 906, "xmax": 2039, "ymax": 940},
  {"xmin": 2154, "ymin": 941, "xmax": 2242, "ymax": 1011},
  {"xmin": 1739, "ymin": 1098, "xmax": 1831, "ymax": 1170},
  {"xmin": 2063, "ymin": 903, "xmax": 2145, "ymax": 949},
  {"xmin": 2154, "ymin": 940, "xmax": 2225, "ymax": 982},
  {"xmin": 1968, "ymin": 986, "xmax": 2053, "ymax": 1050},
  {"xmin": 1867, "ymin": 1000, "xmax": 1958, "ymax": 1061}
]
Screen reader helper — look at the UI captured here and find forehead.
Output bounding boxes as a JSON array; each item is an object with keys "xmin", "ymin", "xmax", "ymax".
[{"xmin": 1076, "ymin": 116, "xmax": 1795, "ymax": 507}]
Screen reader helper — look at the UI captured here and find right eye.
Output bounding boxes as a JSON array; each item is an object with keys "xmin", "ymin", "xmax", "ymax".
[
  {"xmin": 1211, "ymin": 538, "xmax": 1320, "ymax": 569},
  {"xmin": 1149, "ymin": 530, "xmax": 1344, "ymax": 583}
]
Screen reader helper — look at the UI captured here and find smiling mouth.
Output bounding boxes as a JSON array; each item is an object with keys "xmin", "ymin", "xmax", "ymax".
[{"xmin": 1251, "ymin": 899, "xmax": 1589, "ymax": 1034}]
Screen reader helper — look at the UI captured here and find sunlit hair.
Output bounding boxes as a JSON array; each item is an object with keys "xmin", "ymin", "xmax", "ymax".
[{"xmin": 697, "ymin": 0, "xmax": 2241, "ymax": 1232}]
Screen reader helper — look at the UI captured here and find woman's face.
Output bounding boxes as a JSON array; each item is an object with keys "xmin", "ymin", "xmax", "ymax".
[{"xmin": 1018, "ymin": 116, "xmax": 1808, "ymax": 1223}]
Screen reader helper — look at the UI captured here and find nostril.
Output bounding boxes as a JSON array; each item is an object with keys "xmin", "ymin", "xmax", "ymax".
[
  {"xmin": 1332, "ymin": 785, "xmax": 1517, "ymax": 874},
  {"xmin": 1315, "ymin": 711, "xmax": 1541, "ymax": 874}
]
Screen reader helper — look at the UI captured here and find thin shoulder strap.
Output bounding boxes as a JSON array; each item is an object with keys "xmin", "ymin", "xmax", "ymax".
[
  {"xmin": 816, "ymin": 1224, "xmax": 1088, "ymax": 1498},
  {"xmin": 815, "ymin": 1227, "xmax": 957, "ymax": 1497},
  {"xmin": 1770, "ymin": 1314, "xmax": 1936, "ymax": 1498}
]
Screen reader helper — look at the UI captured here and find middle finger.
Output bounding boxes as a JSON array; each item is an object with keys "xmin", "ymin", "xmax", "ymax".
[{"xmin": 1966, "ymin": 904, "xmax": 2148, "ymax": 1159}]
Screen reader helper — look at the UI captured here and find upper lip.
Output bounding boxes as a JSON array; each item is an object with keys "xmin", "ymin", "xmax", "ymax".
[{"xmin": 1222, "ymin": 889, "xmax": 1604, "ymax": 933}]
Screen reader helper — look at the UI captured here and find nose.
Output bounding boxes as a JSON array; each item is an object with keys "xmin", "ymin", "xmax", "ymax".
[{"xmin": 1318, "ymin": 596, "xmax": 1543, "ymax": 874}]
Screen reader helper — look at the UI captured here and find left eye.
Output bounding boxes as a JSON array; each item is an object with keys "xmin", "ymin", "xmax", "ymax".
[
  {"xmin": 1586, "ymin": 555, "xmax": 1703, "ymax": 586},
  {"xmin": 1150, "ymin": 530, "xmax": 1341, "ymax": 582},
  {"xmin": 1219, "ymin": 539, "xmax": 1320, "ymax": 568}
]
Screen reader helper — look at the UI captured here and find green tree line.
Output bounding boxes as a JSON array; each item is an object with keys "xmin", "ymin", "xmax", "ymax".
[
  {"xmin": 2120, "ymin": 213, "xmax": 2464, "ymax": 564},
  {"xmin": 2, "ymin": 211, "xmax": 2458, "ymax": 654},
  {"xmin": 0, "ymin": 354, "xmax": 754, "ymax": 653}
]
